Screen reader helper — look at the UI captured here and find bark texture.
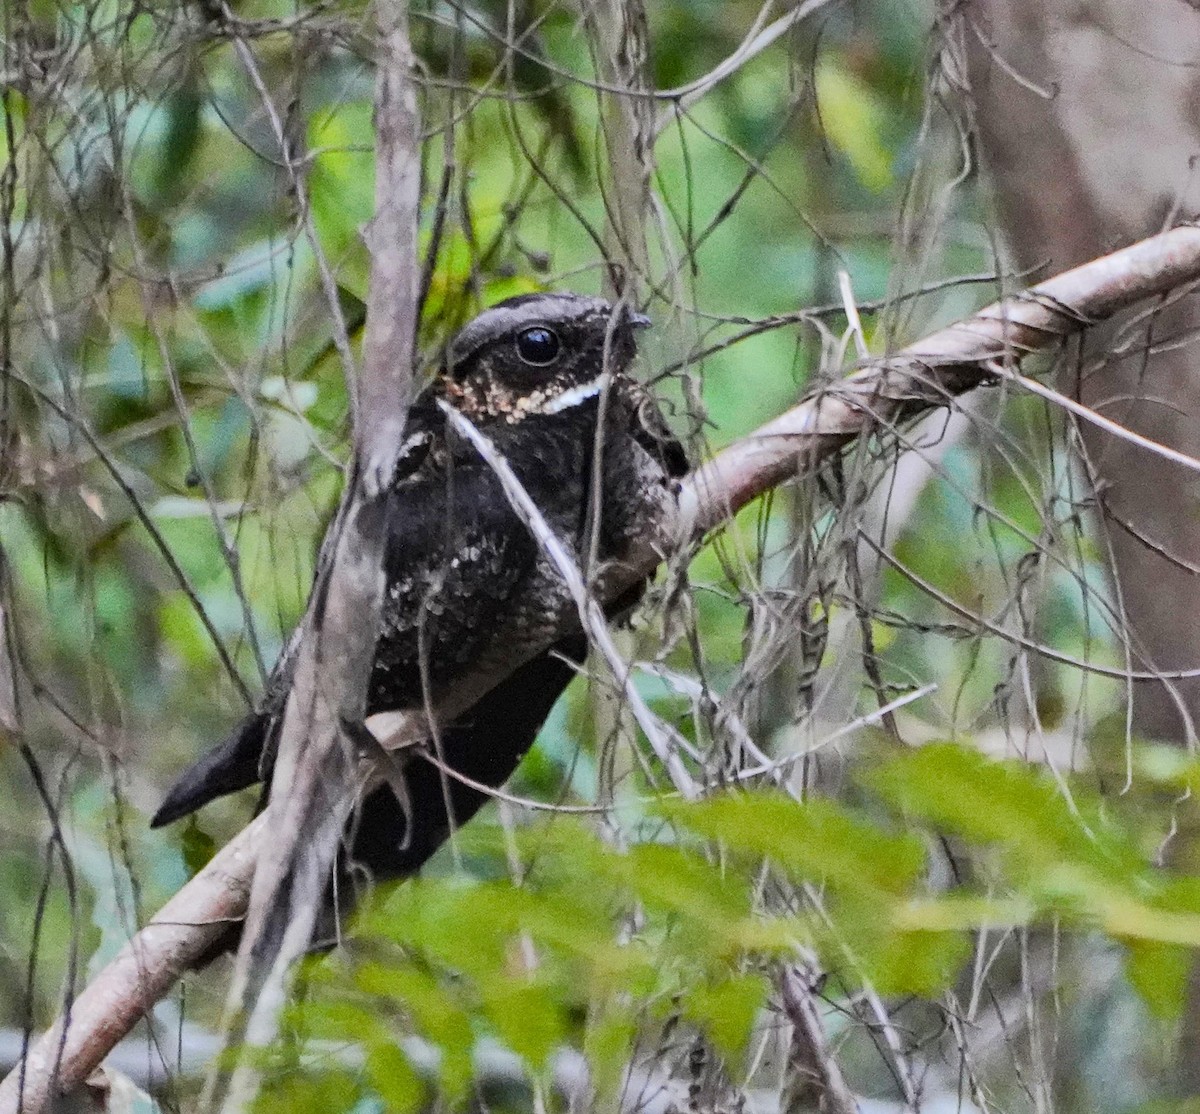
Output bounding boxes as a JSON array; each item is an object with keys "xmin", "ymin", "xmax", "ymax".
[
  {"xmin": 958, "ymin": 0, "xmax": 1200, "ymax": 1092},
  {"xmin": 960, "ymin": 0, "xmax": 1200, "ymax": 742}
]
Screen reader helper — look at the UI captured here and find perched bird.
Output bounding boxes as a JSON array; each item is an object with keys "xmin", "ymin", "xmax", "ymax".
[{"xmin": 152, "ymin": 292, "xmax": 687, "ymax": 891}]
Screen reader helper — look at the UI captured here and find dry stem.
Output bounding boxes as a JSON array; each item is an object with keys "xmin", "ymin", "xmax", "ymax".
[{"xmin": 4, "ymin": 224, "xmax": 1200, "ymax": 1113}]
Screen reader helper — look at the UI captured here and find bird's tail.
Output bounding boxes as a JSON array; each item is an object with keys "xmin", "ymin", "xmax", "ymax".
[{"xmin": 150, "ymin": 712, "xmax": 271, "ymax": 828}]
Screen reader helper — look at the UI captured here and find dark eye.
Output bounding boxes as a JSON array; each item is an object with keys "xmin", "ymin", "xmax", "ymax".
[{"xmin": 516, "ymin": 326, "xmax": 560, "ymax": 366}]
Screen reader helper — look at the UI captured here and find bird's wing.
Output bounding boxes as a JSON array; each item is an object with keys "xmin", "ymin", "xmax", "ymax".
[
  {"xmin": 389, "ymin": 389, "xmax": 441, "ymax": 485},
  {"xmin": 364, "ymin": 447, "xmax": 544, "ymax": 716},
  {"xmin": 151, "ymin": 396, "xmax": 547, "ymax": 824},
  {"xmin": 628, "ymin": 382, "xmax": 689, "ymax": 478},
  {"xmin": 343, "ymin": 633, "xmax": 586, "ymax": 885}
]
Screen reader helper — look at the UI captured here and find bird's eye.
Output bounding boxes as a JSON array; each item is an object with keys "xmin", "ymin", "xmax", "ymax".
[{"xmin": 516, "ymin": 326, "xmax": 561, "ymax": 366}]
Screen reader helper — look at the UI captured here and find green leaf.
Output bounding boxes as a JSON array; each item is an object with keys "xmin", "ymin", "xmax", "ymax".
[
  {"xmin": 898, "ymin": 882, "xmax": 1200, "ymax": 952},
  {"xmin": 623, "ymin": 842, "xmax": 753, "ymax": 928},
  {"xmin": 368, "ymin": 880, "xmax": 518, "ymax": 974},
  {"xmin": 679, "ymin": 973, "xmax": 769, "ymax": 1058},
  {"xmin": 251, "ymin": 1070, "xmax": 360, "ymax": 1114},
  {"xmin": 365, "ymin": 1042, "xmax": 424, "ymax": 1113},
  {"xmin": 663, "ymin": 790, "xmax": 925, "ymax": 896},
  {"xmin": 179, "ymin": 816, "xmax": 216, "ymax": 876},
  {"xmin": 825, "ymin": 890, "xmax": 971, "ymax": 996},
  {"xmin": 1125, "ymin": 940, "xmax": 1190, "ymax": 1020},
  {"xmin": 864, "ymin": 743, "xmax": 1146, "ymax": 886},
  {"xmin": 354, "ymin": 963, "xmax": 475, "ymax": 1102},
  {"xmin": 481, "ymin": 979, "xmax": 567, "ymax": 1069},
  {"xmin": 896, "ymin": 894, "xmax": 1036, "ymax": 934},
  {"xmin": 584, "ymin": 1004, "xmax": 639, "ymax": 1105},
  {"xmin": 296, "ymin": 999, "xmax": 390, "ymax": 1047},
  {"xmin": 853, "ymin": 926, "xmax": 971, "ymax": 997},
  {"xmin": 517, "ymin": 888, "xmax": 623, "ymax": 959}
]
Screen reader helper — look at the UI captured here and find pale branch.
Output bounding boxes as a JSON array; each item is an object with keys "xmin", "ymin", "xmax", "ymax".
[
  {"xmin": 205, "ymin": 3, "xmax": 422, "ymax": 1111},
  {"xmin": 438, "ymin": 400, "xmax": 700, "ymax": 799},
  {"xmin": 585, "ymin": 0, "xmax": 653, "ymax": 294},
  {"xmin": 4, "ymin": 224, "xmax": 1200, "ymax": 1114},
  {"xmin": 780, "ymin": 966, "xmax": 860, "ymax": 1114},
  {"xmin": 675, "ymin": 224, "xmax": 1200, "ymax": 545},
  {"xmin": 358, "ymin": 0, "xmax": 422, "ymax": 483},
  {"xmin": 0, "ymin": 815, "xmax": 264, "ymax": 1114}
]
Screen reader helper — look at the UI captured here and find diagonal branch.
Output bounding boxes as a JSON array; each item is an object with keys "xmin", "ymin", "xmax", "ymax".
[
  {"xmin": 3, "ymin": 224, "xmax": 1200, "ymax": 1114},
  {"xmin": 437, "ymin": 400, "xmax": 700, "ymax": 799},
  {"xmin": 780, "ymin": 965, "xmax": 859, "ymax": 1114}
]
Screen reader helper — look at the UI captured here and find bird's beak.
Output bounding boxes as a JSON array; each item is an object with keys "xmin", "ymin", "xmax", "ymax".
[{"xmin": 628, "ymin": 312, "xmax": 653, "ymax": 329}]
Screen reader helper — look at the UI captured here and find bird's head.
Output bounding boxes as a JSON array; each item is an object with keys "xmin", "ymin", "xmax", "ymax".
[{"xmin": 442, "ymin": 292, "xmax": 650, "ymax": 423}]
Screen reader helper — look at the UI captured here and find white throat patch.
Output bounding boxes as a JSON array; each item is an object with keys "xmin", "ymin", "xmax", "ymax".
[{"xmin": 540, "ymin": 376, "xmax": 605, "ymax": 415}]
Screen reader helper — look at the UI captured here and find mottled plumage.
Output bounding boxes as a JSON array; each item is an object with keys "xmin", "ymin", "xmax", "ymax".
[{"xmin": 152, "ymin": 293, "xmax": 687, "ymax": 890}]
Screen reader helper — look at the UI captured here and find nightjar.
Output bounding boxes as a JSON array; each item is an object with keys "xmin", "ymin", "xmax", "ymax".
[{"xmin": 151, "ymin": 292, "xmax": 687, "ymax": 886}]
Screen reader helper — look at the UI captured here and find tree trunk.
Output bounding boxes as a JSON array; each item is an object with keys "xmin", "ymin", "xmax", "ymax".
[
  {"xmin": 960, "ymin": 0, "xmax": 1200, "ymax": 743},
  {"xmin": 957, "ymin": 0, "xmax": 1200, "ymax": 1093}
]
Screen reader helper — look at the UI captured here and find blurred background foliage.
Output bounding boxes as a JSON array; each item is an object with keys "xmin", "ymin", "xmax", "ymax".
[{"xmin": 0, "ymin": 0, "xmax": 1195, "ymax": 1111}]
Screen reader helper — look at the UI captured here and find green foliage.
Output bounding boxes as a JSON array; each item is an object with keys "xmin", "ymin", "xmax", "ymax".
[
  {"xmin": 250, "ymin": 743, "xmax": 1200, "ymax": 1109},
  {"xmin": 1, "ymin": 0, "xmax": 1189, "ymax": 1109}
]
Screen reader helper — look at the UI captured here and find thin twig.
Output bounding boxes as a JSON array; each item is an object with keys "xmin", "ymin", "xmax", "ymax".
[
  {"xmin": 438, "ymin": 400, "xmax": 700, "ymax": 799},
  {"xmin": 780, "ymin": 966, "xmax": 860, "ymax": 1114},
  {"xmin": 5, "ymin": 224, "xmax": 1200, "ymax": 1114}
]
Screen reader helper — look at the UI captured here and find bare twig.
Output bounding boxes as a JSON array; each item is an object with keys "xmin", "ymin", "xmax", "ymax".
[
  {"xmin": 653, "ymin": 0, "xmax": 834, "ymax": 133},
  {"xmin": 5, "ymin": 225, "xmax": 1200, "ymax": 1114}
]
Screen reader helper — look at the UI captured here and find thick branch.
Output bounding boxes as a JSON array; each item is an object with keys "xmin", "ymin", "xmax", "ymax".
[
  {"xmin": 0, "ymin": 815, "xmax": 263, "ymax": 1114},
  {"xmin": 678, "ymin": 223, "xmax": 1200, "ymax": 542},
  {"xmin": 205, "ymin": 4, "xmax": 421, "ymax": 1111},
  {"xmin": 4, "ymin": 224, "xmax": 1200, "ymax": 1114}
]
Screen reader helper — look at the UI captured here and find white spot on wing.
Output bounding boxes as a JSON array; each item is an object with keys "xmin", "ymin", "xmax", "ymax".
[{"xmin": 397, "ymin": 429, "xmax": 431, "ymax": 457}]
